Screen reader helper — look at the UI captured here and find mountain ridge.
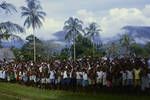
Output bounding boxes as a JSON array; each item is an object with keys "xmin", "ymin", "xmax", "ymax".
[{"xmin": 1, "ymin": 25, "xmax": 150, "ymax": 48}]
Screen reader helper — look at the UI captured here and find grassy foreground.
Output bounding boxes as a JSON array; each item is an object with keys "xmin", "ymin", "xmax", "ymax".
[{"xmin": 0, "ymin": 82, "xmax": 150, "ymax": 100}]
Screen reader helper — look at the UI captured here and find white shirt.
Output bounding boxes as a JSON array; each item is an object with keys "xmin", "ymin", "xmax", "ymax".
[
  {"xmin": 82, "ymin": 72, "xmax": 88, "ymax": 80},
  {"xmin": 126, "ymin": 70, "xmax": 133, "ymax": 79},
  {"xmin": 97, "ymin": 71, "xmax": 103, "ymax": 79},
  {"xmin": 50, "ymin": 71, "xmax": 55, "ymax": 79},
  {"xmin": 102, "ymin": 72, "xmax": 107, "ymax": 79},
  {"xmin": 69, "ymin": 72, "xmax": 72, "ymax": 78},
  {"xmin": 39, "ymin": 66, "xmax": 43, "ymax": 73},
  {"xmin": 19, "ymin": 71, "xmax": 22, "ymax": 76},
  {"xmin": 0, "ymin": 70, "xmax": 2, "ymax": 79},
  {"xmin": 148, "ymin": 73, "xmax": 150, "ymax": 83},
  {"xmin": 2, "ymin": 71, "xmax": 6, "ymax": 79},
  {"xmin": 76, "ymin": 72, "xmax": 82, "ymax": 79},
  {"xmin": 22, "ymin": 72, "xmax": 26, "ymax": 77},
  {"xmin": 63, "ymin": 71, "xmax": 68, "ymax": 79},
  {"xmin": 120, "ymin": 71, "xmax": 127, "ymax": 80}
]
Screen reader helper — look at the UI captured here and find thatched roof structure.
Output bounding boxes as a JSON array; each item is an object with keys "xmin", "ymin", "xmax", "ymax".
[{"xmin": 0, "ymin": 48, "xmax": 15, "ymax": 62}]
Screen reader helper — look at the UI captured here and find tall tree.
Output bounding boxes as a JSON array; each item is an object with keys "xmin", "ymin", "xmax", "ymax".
[
  {"xmin": 85, "ymin": 22, "xmax": 101, "ymax": 57},
  {"xmin": 107, "ymin": 42, "xmax": 118, "ymax": 58},
  {"xmin": 120, "ymin": 34, "xmax": 134, "ymax": 56},
  {"xmin": 63, "ymin": 17, "xmax": 83, "ymax": 61},
  {"xmin": 74, "ymin": 34, "xmax": 93, "ymax": 57},
  {"xmin": 21, "ymin": 35, "xmax": 46, "ymax": 61},
  {"xmin": 21, "ymin": 0, "xmax": 46, "ymax": 62}
]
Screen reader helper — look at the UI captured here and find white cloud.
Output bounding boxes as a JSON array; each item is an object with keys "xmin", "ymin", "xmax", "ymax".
[
  {"xmin": 143, "ymin": 5, "xmax": 150, "ymax": 17},
  {"xmin": 100, "ymin": 6, "xmax": 150, "ymax": 37},
  {"xmin": 37, "ymin": 18, "xmax": 64, "ymax": 40},
  {"xmin": 24, "ymin": 17, "xmax": 64, "ymax": 40},
  {"xmin": 43, "ymin": 18, "xmax": 63, "ymax": 32},
  {"xmin": 28, "ymin": 5, "xmax": 150, "ymax": 40},
  {"xmin": 15, "ymin": 17, "xmax": 64, "ymax": 40},
  {"xmin": 76, "ymin": 5, "xmax": 150, "ymax": 38},
  {"xmin": 76, "ymin": 9, "xmax": 96, "ymax": 23}
]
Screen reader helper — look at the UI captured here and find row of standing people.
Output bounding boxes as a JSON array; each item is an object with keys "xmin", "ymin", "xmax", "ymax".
[{"xmin": 0, "ymin": 57, "xmax": 150, "ymax": 92}]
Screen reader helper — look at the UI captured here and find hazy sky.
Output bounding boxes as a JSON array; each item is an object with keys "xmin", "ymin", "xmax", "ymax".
[{"xmin": 0, "ymin": 0, "xmax": 150, "ymax": 40}]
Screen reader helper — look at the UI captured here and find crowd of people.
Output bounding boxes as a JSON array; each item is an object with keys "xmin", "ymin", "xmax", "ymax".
[{"xmin": 0, "ymin": 57, "xmax": 150, "ymax": 93}]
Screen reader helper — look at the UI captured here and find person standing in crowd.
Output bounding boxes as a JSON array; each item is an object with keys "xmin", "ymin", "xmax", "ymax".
[
  {"xmin": 133, "ymin": 66, "xmax": 141, "ymax": 88},
  {"xmin": 82, "ymin": 69, "xmax": 88, "ymax": 88},
  {"xmin": 126, "ymin": 68, "xmax": 133, "ymax": 87},
  {"xmin": 141, "ymin": 68, "xmax": 149, "ymax": 92},
  {"xmin": 70, "ymin": 68, "xmax": 76, "ymax": 91},
  {"xmin": 96, "ymin": 67, "xmax": 103, "ymax": 88},
  {"xmin": 62, "ymin": 67, "xmax": 69, "ymax": 90},
  {"xmin": 0, "ymin": 67, "xmax": 6, "ymax": 80},
  {"xmin": 102, "ymin": 68, "xmax": 107, "ymax": 87},
  {"xmin": 76, "ymin": 68, "xmax": 83, "ymax": 90},
  {"xmin": 55, "ymin": 68, "xmax": 61, "ymax": 90},
  {"xmin": 49, "ymin": 67, "xmax": 56, "ymax": 89},
  {"xmin": 22, "ymin": 69, "xmax": 28, "ymax": 85},
  {"xmin": 148, "ymin": 69, "xmax": 150, "ymax": 89},
  {"xmin": 120, "ymin": 68, "xmax": 127, "ymax": 87}
]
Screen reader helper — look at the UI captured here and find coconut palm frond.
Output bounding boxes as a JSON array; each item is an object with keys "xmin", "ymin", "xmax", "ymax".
[
  {"xmin": 0, "ymin": 1, "xmax": 17, "ymax": 13},
  {"xmin": 0, "ymin": 21, "xmax": 24, "ymax": 34},
  {"xmin": 85, "ymin": 22, "xmax": 101, "ymax": 38},
  {"xmin": 26, "ymin": 0, "xmax": 41, "ymax": 9},
  {"xmin": 63, "ymin": 17, "xmax": 84, "ymax": 41},
  {"xmin": 21, "ymin": 0, "xmax": 46, "ymax": 30}
]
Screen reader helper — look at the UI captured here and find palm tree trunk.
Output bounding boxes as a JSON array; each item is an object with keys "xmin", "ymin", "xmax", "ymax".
[
  {"xmin": 69, "ymin": 41, "xmax": 72, "ymax": 59},
  {"xmin": 33, "ymin": 29, "xmax": 36, "ymax": 62},
  {"xmin": 73, "ymin": 34, "xmax": 76, "ymax": 61},
  {"xmin": 92, "ymin": 37, "xmax": 94, "ymax": 57},
  {"xmin": 93, "ymin": 43, "xmax": 94, "ymax": 57},
  {"xmin": 126, "ymin": 45, "xmax": 129, "ymax": 57}
]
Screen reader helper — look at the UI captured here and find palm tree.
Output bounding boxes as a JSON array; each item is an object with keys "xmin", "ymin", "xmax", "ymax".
[
  {"xmin": 0, "ymin": 22, "xmax": 24, "ymax": 46},
  {"xmin": 21, "ymin": 0, "xmax": 46, "ymax": 62},
  {"xmin": 0, "ymin": 1, "xmax": 17, "ymax": 13},
  {"xmin": 63, "ymin": 17, "xmax": 83, "ymax": 61},
  {"xmin": 0, "ymin": 0, "xmax": 24, "ymax": 46},
  {"xmin": 85, "ymin": 22, "xmax": 101, "ymax": 57},
  {"xmin": 0, "ymin": 21, "xmax": 24, "ymax": 34},
  {"xmin": 120, "ymin": 34, "xmax": 135, "ymax": 56}
]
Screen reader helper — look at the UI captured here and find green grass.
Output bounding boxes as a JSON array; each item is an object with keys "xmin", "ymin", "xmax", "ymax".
[{"xmin": 0, "ymin": 82, "xmax": 150, "ymax": 100}]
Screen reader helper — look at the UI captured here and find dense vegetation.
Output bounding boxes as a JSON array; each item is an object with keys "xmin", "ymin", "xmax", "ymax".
[{"xmin": 11, "ymin": 34, "xmax": 150, "ymax": 61}]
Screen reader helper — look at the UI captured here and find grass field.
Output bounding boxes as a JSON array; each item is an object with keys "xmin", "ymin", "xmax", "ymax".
[{"xmin": 0, "ymin": 82, "xmax": 150, "ymax": 100}]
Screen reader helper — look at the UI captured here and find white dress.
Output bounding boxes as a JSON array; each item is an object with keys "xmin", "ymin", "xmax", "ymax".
[{"xmin": 102, "ymin": 72, "xmax": 107, "ymax": 86}]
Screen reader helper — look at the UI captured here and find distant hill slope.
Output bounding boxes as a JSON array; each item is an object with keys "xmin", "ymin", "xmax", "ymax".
[
  {"xmin": 122, "ymin": 26, "xmax": 150, "ymax": 44},
  {"xmin": 52, "ymin": 30, "xmax": 101, "ymax": 44},
  {"xmin": 1, "ymin": 39, "xmax": 24, "ymax": 48},
  {"xmin": 122, "ymin": 26, "xmax": 150, "ymax": 38}
]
